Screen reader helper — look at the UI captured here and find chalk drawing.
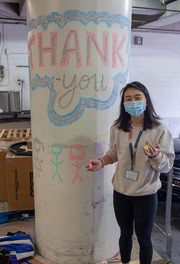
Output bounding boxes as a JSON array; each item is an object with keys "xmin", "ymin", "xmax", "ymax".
[
  {"xmin": 33, "ymin": 137, "xmax": 44, "ymax": 177},
  {"xmin": 70, "ymin": 144, "xmax": 86, "ymax": 183},
  {"xmin": 91, "ymin": 196, "xmax": 106, "ymax": 209},
  {"xmin": 58, "ymin": 73, "xmax": 107, "ymax": 109},
  {"xmin": 86, "ymin": 31, "xmax": 109, "ymax": 67},
  {"xmin": 38, "ymin": 31, "xmax": 57, "ymax": 68},
  {"xmin": 28, "ymin": 10, "xmax": 130, "ymax": 126},
  {"xmin": 60, "ymin": 29, "xmax": 82, "ymax": 67},
  {"xmin": 51, "ymin": 143, "xmax": 64, "ymax": 182}
]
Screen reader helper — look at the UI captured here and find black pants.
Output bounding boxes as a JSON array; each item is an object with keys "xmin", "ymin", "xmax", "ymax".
[{"xmin": 113, "ymin": 190, "xmax": 158, "ymax": 264}]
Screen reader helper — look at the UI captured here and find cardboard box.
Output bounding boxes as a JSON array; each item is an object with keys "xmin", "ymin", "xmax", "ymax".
[
  {"xmin": 27, "ymin": 138, "xmax": 32, "ymax": 150},
  {"xmin": 0, "ymin": 141, "xmax": 17, "ymax": 201},
  {"xmin": 0, "ymin": 150, "xmax": 8, "ymax": 201},
  {"xmin": 6, "ymin": 152, "xmax": 34, "ymax": 211}
]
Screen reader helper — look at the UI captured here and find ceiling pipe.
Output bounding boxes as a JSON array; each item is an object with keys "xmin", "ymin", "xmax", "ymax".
[
  {"xmin": 164, "ymin": 0, "xmax": 178, "ymax": 4},
  {"xmin": 133, "ymin": 27, "xmax": 180, "ymax": 33},
  {"xmin": 0, "ymin": 17, "xmax": 26, "ymax": 22}
]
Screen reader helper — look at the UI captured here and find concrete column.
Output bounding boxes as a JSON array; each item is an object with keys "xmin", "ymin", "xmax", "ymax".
[{"xmin": 26, "ymin": 0, "xmax": 132, "ymax": 263}]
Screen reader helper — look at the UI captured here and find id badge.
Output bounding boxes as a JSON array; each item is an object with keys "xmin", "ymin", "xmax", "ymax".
[{"xmin": 125, "ymin": 169, "xmax": 139, "ymax": 181}]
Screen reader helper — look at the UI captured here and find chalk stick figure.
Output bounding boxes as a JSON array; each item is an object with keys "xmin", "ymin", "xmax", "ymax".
[
  {"xmin": 70, "ymin": 144, "xmax": 86, "ymax": 183},
  {"xmin": 33, "ymin": 137, "xmax": 44, "ymax": 177},
  {"xmin": 51, "ymin": 143, "xmax": 64, "ymax": 182}
]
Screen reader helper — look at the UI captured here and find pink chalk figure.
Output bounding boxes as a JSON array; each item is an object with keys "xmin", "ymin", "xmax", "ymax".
[{"xmin": 70, "ymin": 144, "xmax": 86, "ymax": 183}]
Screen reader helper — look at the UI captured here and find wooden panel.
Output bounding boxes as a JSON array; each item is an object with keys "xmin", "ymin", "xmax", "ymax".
[
  {"xmin": 0, "ymin": 129, "xmax": 6, "ymax": 138},
  {"xmin": 0, "ymin": 128, "xmax": 31, "ymax": 141},
  {"xmin": 7, "ymin": 129, "xmax": 12, "ymax": 139},
  {"xmin": 26, "ymin": 128, "xmax": 31, "ymax": 138}
]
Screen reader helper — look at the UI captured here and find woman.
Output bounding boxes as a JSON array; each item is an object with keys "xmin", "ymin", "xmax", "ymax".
[{"xmin": 86, "ymin": 81, "xmax": 174, "ymax": 264}]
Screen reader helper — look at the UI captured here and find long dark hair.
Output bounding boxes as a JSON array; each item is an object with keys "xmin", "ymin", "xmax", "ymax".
[{"xmin": 114, "ymin": 81, "xmax": 160, "ymax": 131}]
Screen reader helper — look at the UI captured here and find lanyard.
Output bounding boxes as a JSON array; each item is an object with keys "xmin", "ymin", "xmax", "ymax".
[{"xmin": 129, "ymin": 126, "xmax": 143, "ymax": 170}]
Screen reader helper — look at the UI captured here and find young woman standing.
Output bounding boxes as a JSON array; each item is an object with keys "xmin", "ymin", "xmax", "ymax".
[{"xmin": 86, "ymin": 81, "xmax": 174, "ymax": 264}]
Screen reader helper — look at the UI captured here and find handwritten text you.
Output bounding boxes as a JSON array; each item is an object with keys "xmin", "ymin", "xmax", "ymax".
[{"xmin": 57, "ymin": 73, "xmax": 107, "ymax": 109}]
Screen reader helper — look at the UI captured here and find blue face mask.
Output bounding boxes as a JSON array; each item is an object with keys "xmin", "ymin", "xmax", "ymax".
[{"xmin": 124, "ymin": 101, "xmax": 146, "ymax": 117}]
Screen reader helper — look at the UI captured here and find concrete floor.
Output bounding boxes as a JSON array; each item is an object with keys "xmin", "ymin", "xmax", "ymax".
[{"xmin": 0, "ymin": 119, "xmax": 179, "ymax": 263}]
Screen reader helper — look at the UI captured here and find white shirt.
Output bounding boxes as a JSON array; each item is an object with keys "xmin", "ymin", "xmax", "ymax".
[{"xmin": 106, "ymin": 123, "xmax": 175, "ymax": 196}]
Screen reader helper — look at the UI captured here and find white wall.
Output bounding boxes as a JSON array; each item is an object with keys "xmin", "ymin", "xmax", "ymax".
[
  {"xmin": 130, "ymin": 31, "xmax": 180, "ymax": 137},
  {"xmin": 0, "ymin": 23, "xmax": 30, "ymax": 110}
]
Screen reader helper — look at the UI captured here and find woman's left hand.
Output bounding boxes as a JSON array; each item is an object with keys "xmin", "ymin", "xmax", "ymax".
[{"xmin": 143, "ymin": 140, "xmax": 161, "ymax": 159}]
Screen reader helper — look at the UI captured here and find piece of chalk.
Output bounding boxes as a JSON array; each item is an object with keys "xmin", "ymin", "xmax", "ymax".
[
  {"xmin": 144, "ymin": 145, "xmax": 149, "ymax": 151},
  {"xmin": 89, "ymin": 163, "xmax": 93, "ymax": 169}
]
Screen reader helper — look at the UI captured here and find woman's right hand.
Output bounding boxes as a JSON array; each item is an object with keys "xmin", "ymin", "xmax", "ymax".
[{"xmin": 86, "ymin": 159, "xmax": 103, "ymax": 172}]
